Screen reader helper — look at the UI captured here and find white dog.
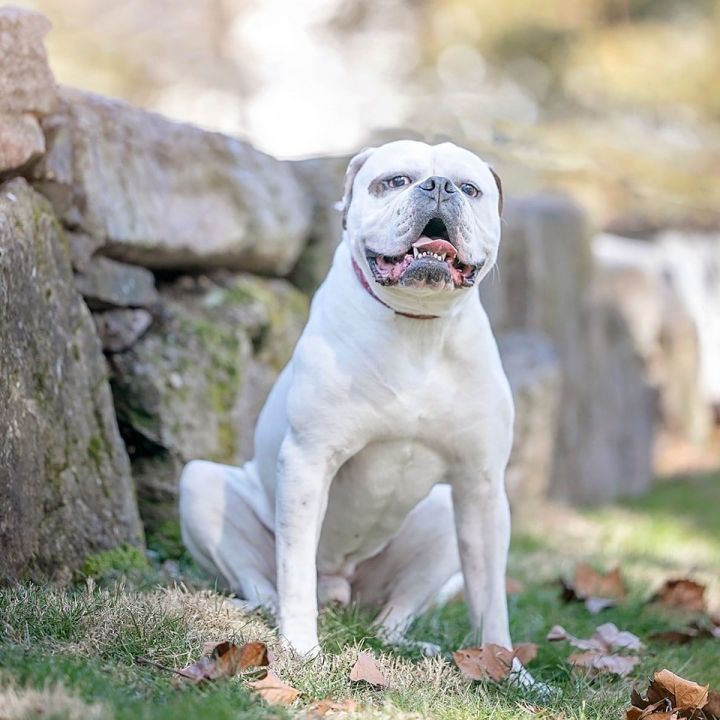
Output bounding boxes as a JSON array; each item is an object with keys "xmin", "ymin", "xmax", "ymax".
[{"xmin": 179, "ymin": 140, "xmax": 515, "ymax": 660}]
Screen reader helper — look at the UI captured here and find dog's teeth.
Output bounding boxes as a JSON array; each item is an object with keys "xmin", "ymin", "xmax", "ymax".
[
  {"xmin": 439, "ymin": 253, "xmax": 446, "ymax": 261},
  {"xmin": 413, "ymin": 247, "xmax": 419, "ymax": 258}
]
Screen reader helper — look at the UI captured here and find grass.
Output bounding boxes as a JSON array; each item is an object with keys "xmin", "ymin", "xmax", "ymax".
[{"xmin": 1, "ymin": 471, "xmax": 719, "ymax": 719}]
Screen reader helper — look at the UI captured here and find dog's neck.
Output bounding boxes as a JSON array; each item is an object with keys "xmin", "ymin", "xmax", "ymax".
[{"xmin": 350, "ymin": 257, "xmax": 440, "ymax": 320}]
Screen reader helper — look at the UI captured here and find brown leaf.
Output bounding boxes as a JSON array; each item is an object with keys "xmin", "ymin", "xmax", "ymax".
[
  {"xmin": 513, "ymin": 642, "xmax": 538, "ymax": 666},
  {"xmin": 569, "ymin": 650, "xmax": 640, "ymax": 677},
  {"xmin": 594, "ymin": 623, "xmax": 643, "ymax": 652},
  {"xmin": 561, "ymin": 564, "xmax": 628, "ymax": 613},
  {"xmin": 547, "ymin": 625, "xmax": 572, "ymax": 642},
  {"xmin": 704, "ymin": 689, "xmax": 720, "ymax": 719},
  {"xmin": 453, "ymin": 643, "xmax": 537, "ymax": 683},
  {"xmin": 651, "ymin": 669, "xmax": 708, "ymax": 710},
  {"xmin": 304, "ymin": 698, "xmax": 357, "ymax": 718},
  {"xmin": 574, "ymin": 564, "xmax": 628, "ymax": 601},
  {"xmin": 652, "ymin": 579, "xmax": 707, "ymax": 613},
  {"xmin": 549, "ymin": 623, "xmax": 642, "ymax": 678},
  {"xmin": 349, "ymin": 652, "xmax": 387, "ymax": 688},
  {"xmin": 175, "ymin": 640, "xmax": 269, "ymax": 685},
  {"xmin": 248, "ymin": 670, "xmax": 299, "ymax": 706},
  {"xmin": 627, "ymin": 670, "xmax": 719, "ymax": 720},
  {"xmin": 237, "ymin": 641, "xmax": 270, "ymax": 669},
  {"xmin": 546, "ymin": 623, "xmax": 641, "ymax": 653}
]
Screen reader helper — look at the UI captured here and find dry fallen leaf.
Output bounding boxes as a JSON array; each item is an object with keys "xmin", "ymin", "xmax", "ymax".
[
  {"xmin": 569, "ymin": 650, "xmax": 640, "ymax": 678},
  {"xmin": 174, "ymin": 640, "xmax": 269, "ymax": 685},
  {"xmin": 627, "ymin": 669, "xmax": 716, "ymax": 719},
  {"xmin": 547, "ymin": 623, "xmax": 642, "ymax": 652},
  {"xmin": 349, "ymin": 652, "xmax": 387, "ymax": 688},
  {"xmin": 548, "ymin": 623, "xmax": 642, "ymax": 677},
  {"xmin": 304, "ymin": 698, "xmax": 357, "ymax": 718},
  {"xmin": 650, "ymin": 670, "xmax": 709, "ymax": 711},
  {"xmin": 652, "ymin": 579, "xmax": 707, "ymax": 613},
  {"xmin": 561, "ymin": 563, "xmax": 627, "ymax": 614},
  {"xmin": 453, "ymin": 643, "xmax": 538, "ymax": 683},
  {"xmin": 705, "ymin": 690, "xmax": 720, "ymax": 719},
  {"xmin": 248, "ymin": 670, "xmax": 300, "ymax": 706}
]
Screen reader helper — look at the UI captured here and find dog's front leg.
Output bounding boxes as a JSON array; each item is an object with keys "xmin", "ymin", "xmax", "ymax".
[
  {"xmin": 275, "ymin": 432, "xmax": 335, "ymax": 657},
  {"xmin": 452, "ymin": 475, "xmax": 512, "ymax": 648}
]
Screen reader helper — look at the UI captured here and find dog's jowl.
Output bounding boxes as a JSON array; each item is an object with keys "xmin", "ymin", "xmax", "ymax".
[{"xmin": 180, "ymin": 140, "xmax": 522, "ymax": 674}]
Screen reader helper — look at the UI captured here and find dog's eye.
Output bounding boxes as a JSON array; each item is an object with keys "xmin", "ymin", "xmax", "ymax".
[
  {"xmin": 460, "ymin": 182, "xmax": 480, "ymax": 198},
  {"xmin": 385, "ymin": 175, "xmax": 411, "ymax": 189}
]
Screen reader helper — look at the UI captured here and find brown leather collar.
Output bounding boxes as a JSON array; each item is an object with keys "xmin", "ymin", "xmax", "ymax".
[{"xmin": 351, "ymin": 257, "xmax": 439, "ymax": 320}]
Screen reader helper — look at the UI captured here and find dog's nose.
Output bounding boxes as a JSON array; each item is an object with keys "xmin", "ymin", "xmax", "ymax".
[{"xmin": 418, "ymin": 176, "xmax": 457, "ymax": 202}]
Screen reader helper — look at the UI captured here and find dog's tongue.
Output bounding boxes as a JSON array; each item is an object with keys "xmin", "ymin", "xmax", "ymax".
[{"xmin": 412, "ymin": 238, "xmax": 457, "ymax": 259}]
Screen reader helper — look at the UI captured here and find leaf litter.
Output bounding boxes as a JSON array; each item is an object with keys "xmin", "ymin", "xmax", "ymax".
[
  {"xmin": 349, "ymin": 652, "xmax": 388, "ymax": 688},
  {"xmin": 561, "ymin": 563, "xmax": 628, "ymax": 614},
  {"xmin": 626, "ymin": 669, "xmax": 719, "ymax": 719},
  {"xmin": 651, "ymin": 578, "xmax": 707, "ymax": 613},
  {"xmin": 172, "ymin": 639, "xmax": 269, "ymax": 685},
  {"xmin": 453, "ymin": 643, "xmax": 538, "ymax": 683},
  {"xmin": 547, "ymin": 623, "xmax": 642, "ymax": 677}
]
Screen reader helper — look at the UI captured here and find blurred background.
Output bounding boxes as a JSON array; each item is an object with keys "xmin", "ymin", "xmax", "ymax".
[{"xmin": 17, "ymin": 0, "xmax": 720, "ymax": 231}]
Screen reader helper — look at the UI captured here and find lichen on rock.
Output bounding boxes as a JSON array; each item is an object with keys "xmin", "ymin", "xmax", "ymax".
[
  {"xmin": 108, "ymin": 273, "xmax": 308, "ymax": 531},
  {"xmin": 0, "ymin": 178, "xmax": 142, "ymax": 582}
]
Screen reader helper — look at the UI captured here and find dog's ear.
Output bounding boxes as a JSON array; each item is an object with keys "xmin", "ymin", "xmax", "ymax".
[
  {"xmin": 489, "ymin": 166, "xmax": 504, "ymax": 216},
  {"xmin": 341, "ymin": 146, "xmax": 376, "ymax": 230}
]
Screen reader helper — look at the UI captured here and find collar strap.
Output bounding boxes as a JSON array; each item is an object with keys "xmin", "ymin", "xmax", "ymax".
[{"xmin": 351, "ymin": 257, "xmax": 439, "ymax": 320}]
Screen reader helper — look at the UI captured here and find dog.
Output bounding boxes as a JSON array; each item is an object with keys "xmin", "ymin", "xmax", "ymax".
[{"xmin": 179, "ymin": 140, "xmax": 516, "ymax": 663}]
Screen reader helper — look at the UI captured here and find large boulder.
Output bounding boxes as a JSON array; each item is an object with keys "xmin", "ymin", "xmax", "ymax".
[
  {"xmin": 290, "ymin": 155, "xmax": 348, "ymax": 294},
  {"xmin": 109, "ymin": 273, "xmax": 308, "ymax": 530},
  {"xmin": 481, "ymin": 195, "xmax": 656, "ymax": 503},
  {"xmin": 0, "ymin": 179, "xmax": 142, "ymax": 582},
  {"xmin": 73, "ymin": 256, "xmax": 159, "ymax": 311},
  {"xmin": 30, "ymin": 88, "xmax": 314, "ymax": 275},
  {"xmin": 595, "ymin": 231, "xmax": 720, "ymax": 435},
  {"xmin": 0, "ymin": 7, "xmax": 58, "ymax": 174},
  {"xmin": 592, "ymin": 239, "xmax": 711, "ymax": 444},
  {"xmin": 498, "ymin": 332, "xmax": 560, "ymax": 526}
]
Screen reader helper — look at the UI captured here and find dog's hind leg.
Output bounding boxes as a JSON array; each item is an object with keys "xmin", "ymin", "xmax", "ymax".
[
  {"xmin": 179, "ymin": 459, "xmax": 277, "ymax": 612},
  {"xmin": 351, "ymin": 484, "xmax": 460, "ymax": 653}
]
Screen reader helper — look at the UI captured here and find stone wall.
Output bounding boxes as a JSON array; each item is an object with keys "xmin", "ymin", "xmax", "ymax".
[{"xmin": 0, "ymin": 179, "xmax": 142, "ymax": 581}]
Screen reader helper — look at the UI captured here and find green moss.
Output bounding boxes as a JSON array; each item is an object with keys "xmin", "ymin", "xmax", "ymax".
[
  {"xmin": 145, "ymin": 520, "xmax": 184, "ymax": 562},
  {"xmin": 78, "ymin": 544, "xmax": 149, "ymax": 580},
  {"xmin": 87, "ymin": 435, "xmax": 104, "ymax": 471}
]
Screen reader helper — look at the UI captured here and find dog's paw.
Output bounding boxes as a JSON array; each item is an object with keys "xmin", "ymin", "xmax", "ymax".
[
  {"xmin": 279, "ymin": 624, "xmax": 322, "ymax": 660},
  {"xmin": 412, "ymin": 639, "xmax": 442, "ymax": 657},
  {"xmin": 508, "ymin": 658, "xmax": 553, "ymax": 697},
  {"xmin": 378, "ymin": 628, "xmax": 441, "ymax": 657},
  {"xmin": 232, "ymin": 597, "xmax": 277, "ymax": 616}
]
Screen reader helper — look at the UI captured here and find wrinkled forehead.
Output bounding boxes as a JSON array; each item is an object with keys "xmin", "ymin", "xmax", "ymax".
[{"xmin": 358, "ymin": 140, "xmax": 493, "ymax": 187}]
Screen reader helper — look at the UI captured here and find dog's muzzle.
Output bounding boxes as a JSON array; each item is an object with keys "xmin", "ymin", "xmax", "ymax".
[{"xmin": 366, "ymin": 217, "xmax": 483, "ymax": 289}]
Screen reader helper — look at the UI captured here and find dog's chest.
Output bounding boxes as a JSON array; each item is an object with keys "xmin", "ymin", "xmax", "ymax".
[{"xmin": 316, "ymin": 438, "xmax": 447, "ymax": 575}]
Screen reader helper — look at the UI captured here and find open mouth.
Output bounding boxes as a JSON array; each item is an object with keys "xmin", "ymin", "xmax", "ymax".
[{"xmin": 366, "ymin": 218, "xmax": 481, "ymax": 288}]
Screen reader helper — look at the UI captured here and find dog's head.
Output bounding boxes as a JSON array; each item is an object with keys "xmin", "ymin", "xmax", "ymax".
[{"xmin": 341, "ymin": 140, "xmax": 502, "ymax": 312}]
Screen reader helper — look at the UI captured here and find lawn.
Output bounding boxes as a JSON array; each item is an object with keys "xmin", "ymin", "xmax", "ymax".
[{"xmin": 1, "ymin": 471, "xmax": 718, "ymax": 720}]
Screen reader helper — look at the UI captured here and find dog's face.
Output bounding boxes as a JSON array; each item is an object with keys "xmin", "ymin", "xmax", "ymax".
[{"xmin": 342, "ymin": 141, "xmax": 503, "ymax": 296}]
